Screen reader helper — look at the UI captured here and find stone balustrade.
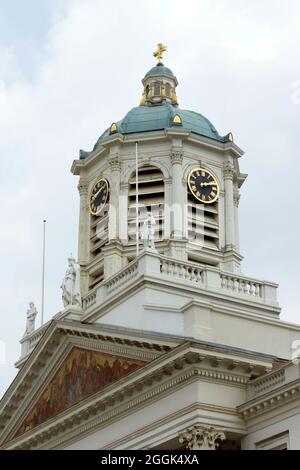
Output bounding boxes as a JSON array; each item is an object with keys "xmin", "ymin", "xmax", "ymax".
[
  {"xmin": 247, "ymin": 368, "xmax": 286, "ymax": 399},
  {"xmin": 82, "ymin": 290, "xmax": 97, "ymax": 309},
  {"xmin": 83, "ymin": 251, "xmax": 278, "ymax": 315},
  {"xmin": 19, "ymin": 251, "xmax": 279, "ymax": 362},
  {"xmin": 220, "ymin": 274, "xmax": 261, "ymax": 297},
  {"xmin": 160, "ymin": 258, "xmax": 204, "ymax": 284},
  {"xmin": 18, "ymin": 322, "xmax": 49, "ymax": 363},
  {"xmin": 220, "ymin": 273, "xmax": 278, "ymax": 305},
  {"xmin": 104, "ymin": 260, "xmax": 139, "ymax": 296}
]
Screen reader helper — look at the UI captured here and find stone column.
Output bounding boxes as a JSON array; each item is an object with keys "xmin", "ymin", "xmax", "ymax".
[
  {"xmin": 104, "ymin": 155, "xmax": 123, "ymax": 279},
  {"xmin": 77, "ymin": 179, "xmax": 89, "ymax": 296},
  {"xmin": 224, "ymin": 161, "xmax": 235, "ymax": 250},
  {"xmin": 108, "ymin": 155, "xmax": 121, "ymax": 241},
  {"xmin": 171, "ymin": 148, "xmax": 184, "ymax": 239},
  {"xmin": 169, "ymin": 148, "xmax": 187, "ymax": 260},
  {"xmin": 119, "ymin": 182, "xmax": 129, "ymax": 245},
  {"xmin": 179, "ymin": 425, "xmax": 226, "ymax": 450},
  {"xmin": 163, "ymin": 177, "xmax": 172, "ymax": 240},
  {"xmin": 233, "ymin": 189, "xmax": 240, "ymax": 253}
]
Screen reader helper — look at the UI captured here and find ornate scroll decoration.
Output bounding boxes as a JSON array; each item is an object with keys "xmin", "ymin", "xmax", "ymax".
[
  {"xmin": 223, "ymin": 161, "xmax": 234, "ymax": 180},
  {"xmin": 77, "ymin": 180, "xmax": 88, "ymax": 197},
  {"xmin": 170, "ymin": 149, "xmax": 183, "ymax": 165},
  {"xmin": 179, "ymin": 425, "xmax": 226, "ymax": 450},
  {"xmin": 108, "ymin": 155, "xmax": 121, "ymax": 172}
]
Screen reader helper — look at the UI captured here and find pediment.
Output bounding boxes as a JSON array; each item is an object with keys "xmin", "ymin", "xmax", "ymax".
[
  {"xmin": 0, "ymin": 320, "xmax": 173, "ymax": 447},
  {"xmin": 15, "ymin": 347, "xmax": 145, "ymax": 438},
  {"xmin": 1, "ymin": 319, "xmax": 274, "ymax": 449}
]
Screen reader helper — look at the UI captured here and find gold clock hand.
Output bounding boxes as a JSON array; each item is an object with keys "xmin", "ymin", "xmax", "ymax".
[
  {"xmin": 200, "ymin": 182, "xmax": 216, "ymax": 187},
  {"xmin": 92, "ymin": 187, "xmax": 104, "ymax": 201}
]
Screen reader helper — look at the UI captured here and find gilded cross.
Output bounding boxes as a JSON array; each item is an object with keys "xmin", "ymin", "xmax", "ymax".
[{"xmin": 153, "ymin": 43, "xmax": 167, "ymax": 63}]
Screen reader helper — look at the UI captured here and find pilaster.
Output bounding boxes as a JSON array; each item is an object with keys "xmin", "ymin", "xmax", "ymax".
[
  {"xmin": 233, "ymin": 188, "xmax": 240, "ymax": 253},
  {"xmin": 108, "ymin": 154, "xmax": 121, "ymax": 242},
  {"xmin": 169, "ymin": 147, "xmax": 187, "ymax": 260},
  {"xmin": 224, "ymin": 160, "xmax": 235, "ymax": 250},
  {"xmin": 102, "ymin": 239, "xmax": 124, "ymax": 279},
  {"xmin": 77, "ymin": 179, "xmax": 89, "ymax": 296}
]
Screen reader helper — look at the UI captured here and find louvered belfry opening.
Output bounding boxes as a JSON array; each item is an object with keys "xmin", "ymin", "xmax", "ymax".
[
  {"xmin": 187, "ymin": 189, "xmax": 219, "ymax": 251},
  {"xmin": 128, "ymin": 166, "xmax": 164, "ymax": 244},
  {"xmin": 89, "ymin": 203, "xmax": 109, "ymax": 289}
]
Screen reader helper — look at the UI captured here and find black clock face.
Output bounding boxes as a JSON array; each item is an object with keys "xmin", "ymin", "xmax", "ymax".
[
  {"xmin": 188, "ymin": 168, "xmax": 219, "ymax": 204},
  {"xmin": 89, "ymin": 178, "xmax": 109, "ymax": 215}
]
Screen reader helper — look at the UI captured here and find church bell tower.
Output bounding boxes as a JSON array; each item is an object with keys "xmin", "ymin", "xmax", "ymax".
[
  {"xmin": 72, "ymin": 45, "xmax": 246, "ymax": 297},
  {"xmin": 4, "ymin": 44, "xmax": 300, "ymax": 453}
]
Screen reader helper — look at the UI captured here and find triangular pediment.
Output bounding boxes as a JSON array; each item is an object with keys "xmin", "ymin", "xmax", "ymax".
[
  {"xmin": 0, "ymin": 319, "xmax": 275, "ymax": 450},
  {"xmin": 0, "ymin": 320, "xmax": 173, "ymax": 447},
  {"xmin": 15, "ymin": 346, "xmax": 145, "ymax": 438}
]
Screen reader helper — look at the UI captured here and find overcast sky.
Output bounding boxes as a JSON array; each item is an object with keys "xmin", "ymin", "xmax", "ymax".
[{"xmin": 0, "ymin": 0, "xmax": 300, "ymax": 398}]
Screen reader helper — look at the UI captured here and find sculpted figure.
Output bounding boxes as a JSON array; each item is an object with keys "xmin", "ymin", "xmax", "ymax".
[
  {"xmin": 61, "ymin": 256, "xmax": 81, "ymax": 308},
  {"xmin": 141, "ymin": 212, "xmax": 156, "ymax": 250},
  {"xmin": 24, "ymin": 302, "xmax": 38, "ymax": 336}
]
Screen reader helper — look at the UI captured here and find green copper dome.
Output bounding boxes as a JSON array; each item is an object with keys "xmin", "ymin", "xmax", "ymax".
[
  {"xmin": 79, "ymin": 63, "xmax": 232, "ymax": 159},
  {"xmin": 86, "ymin": 103, "xmax": 229, "ymax": 157},
  {"xmin": 144, "ymin": 63, "xmax": 175, "ymax": 79}
]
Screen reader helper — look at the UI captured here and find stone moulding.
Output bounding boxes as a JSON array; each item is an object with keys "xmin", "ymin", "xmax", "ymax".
[
  {"xmin": 238, "ymin": 379, "xmax": 300, "ymax": 421},
  {"xmin": 0, "ymin": 337, "xmax": 269, "ymax": 450}
]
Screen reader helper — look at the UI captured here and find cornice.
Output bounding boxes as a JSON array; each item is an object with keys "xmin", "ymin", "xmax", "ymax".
[
  {"xmin": 238, "ymin": 377, "xmax": 300, "ymax": 421},
  {"xmin": 82, "ymin": 265, "xmax": 281, "ymax": 325},
  {"xmin": 2, "ymin": 345, "xmax": 253, "ymax": 450},
  {"xmin": 0, "ymin": 321, "xmax": 174, "ymax": 442},
  {"xmin": 71, "ymin": 128, "xmax": 244, "ymax": 177},
  {"xmin": 102, "ymin": 402, "xmax": 243, "ymax": 450}
]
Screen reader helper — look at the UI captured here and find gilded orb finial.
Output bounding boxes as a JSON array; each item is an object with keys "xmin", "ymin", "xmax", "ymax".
[{"xmin": 153, "ymin": 43, "xmax": 167, "ymax": 63}]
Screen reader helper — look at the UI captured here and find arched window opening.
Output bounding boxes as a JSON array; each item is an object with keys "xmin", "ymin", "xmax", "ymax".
[
  {"xmin": 128, "ymin": 166, "xmax": 165, "ymax": 244},
  {"xmin": 165, "ymin": 83, "xmax": 171, "ymax": 97},
  {"xmin": 89, "ymin": 200, "xmax": 109, "ymax": 289},
  {"xmin": 153, "ymin": 81, "xmax": 161, "ymax": 96}
]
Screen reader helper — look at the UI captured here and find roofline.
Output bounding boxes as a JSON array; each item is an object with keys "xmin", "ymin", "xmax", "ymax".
[{"xmin": 71, "ymin": 128, "xmax": 244, "ymax": 175}]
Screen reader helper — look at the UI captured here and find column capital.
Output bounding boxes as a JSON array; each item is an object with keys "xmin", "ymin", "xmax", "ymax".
[
  {"xmin": 170, "ymin": 148, "xmax": 183, "ymax": 165},
  {"xmin": 224, "ymin": 161, "xmax": 234, "ymax": 180},
  {"xmin": 108, "ymin": 154, "xmax": 121, "ymax": 172},
  {"xmin": 77, "ymin": 180, "xmax": 88, "ymax": 196},
  {"xmin": 179, "ymin": 425, "xmax": 226, "ymax": 450}
]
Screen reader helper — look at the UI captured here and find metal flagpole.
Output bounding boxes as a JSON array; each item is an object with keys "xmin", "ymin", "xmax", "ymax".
[
  {"xmin": 135, "ymin": 142, "xmax": 139, "ymax": 257},
  {"xmin": 41, "ymin": 219, "xmax": 46, "ymax": 325}
]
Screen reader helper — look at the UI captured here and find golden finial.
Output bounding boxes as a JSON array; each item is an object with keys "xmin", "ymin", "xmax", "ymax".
[{"xmin": 153, "ymin": 43, "xmax": 167, "ymax": 63}]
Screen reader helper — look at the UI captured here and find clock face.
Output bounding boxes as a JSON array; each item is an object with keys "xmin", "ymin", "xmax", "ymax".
[
  {"xmin": 89, "ymin": 178, "xmax": 109, "ymax": 216},
  {"xmin": 188, "ymin": 168, "xmax": 219, "ymax": 204}
]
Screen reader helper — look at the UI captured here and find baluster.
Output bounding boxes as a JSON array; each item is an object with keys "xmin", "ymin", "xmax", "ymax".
[
  {"xmin": 165, "ymin": 262, "xmax": 170, "ymax": 275},
  {"xmin": 255, "ymin": 283, "xmax": 261, "ymax": 297},
  {"xmin": 173, "ymin": 263, "xmax": 178, "ymax": 277}
]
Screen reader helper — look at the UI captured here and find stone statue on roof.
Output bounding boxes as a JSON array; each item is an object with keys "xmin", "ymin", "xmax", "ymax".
[
  {"xmin": 61, "ymin": 256, "xmax": 81, "ymax": 308},
  {"xmin": 141, "ymin": 212, "xmax": 157, "ymax": 251},
  {"xmin": 24, "ymin": 302, "xmax": 38, "ymax": 337}
]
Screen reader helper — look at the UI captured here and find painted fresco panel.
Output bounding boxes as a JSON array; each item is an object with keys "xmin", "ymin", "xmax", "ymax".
[{"xmin": 16, "ymin": 347, "xmax": 145, "ymax": 436}]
